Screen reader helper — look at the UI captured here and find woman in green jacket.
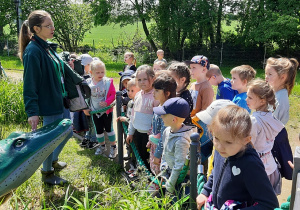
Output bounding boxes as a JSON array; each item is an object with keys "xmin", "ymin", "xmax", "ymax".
[{"xmin": 19, "ymin": 10, "xmax": 83, "ymax": 185}]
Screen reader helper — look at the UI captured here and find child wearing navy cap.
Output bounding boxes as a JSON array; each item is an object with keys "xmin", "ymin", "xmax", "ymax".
[{"xmin": 153, "ymin": 97, "xmax": 194, "ymax": 198}]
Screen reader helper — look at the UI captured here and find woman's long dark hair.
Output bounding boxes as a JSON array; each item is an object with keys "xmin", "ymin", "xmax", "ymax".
[{"xmin": 18, "ymin": 10, "xmax": 50, "ymax": 61}]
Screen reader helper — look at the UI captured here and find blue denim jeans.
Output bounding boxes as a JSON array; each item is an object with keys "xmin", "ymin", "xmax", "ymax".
[{"xmin": 42, "ymin": 108, "xmax": 71, "ymax": 171}]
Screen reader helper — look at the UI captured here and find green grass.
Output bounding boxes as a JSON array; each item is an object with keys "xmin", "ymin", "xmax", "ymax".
[
  {"xmin": 1, "ymin": 76, "xmax": 299, "ymax": 209},
  {"xmin": 0, "ymin": 56, "xmax": 23, "ymax": 70},
  {"xmin": 83, "ymin": 22, "xmax": 146, "ymax": 48},
  {"xmin": 1, "ymin": 122, "xmax": 174, "ymax": 209}
]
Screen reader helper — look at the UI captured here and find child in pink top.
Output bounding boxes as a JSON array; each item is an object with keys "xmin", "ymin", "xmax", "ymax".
[{"xmin": 126, "ymin": 65, "xmax": 160, "ymax": 173}]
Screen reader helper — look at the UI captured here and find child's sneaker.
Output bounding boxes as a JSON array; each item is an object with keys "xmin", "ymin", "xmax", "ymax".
[
  {"xmin": 79, "ymin": 138, "xmax": 89, "ymax": 147},
  {"xmin": 87, "ymin": 141, "xmax": 99, "ymax": 149},
  {"xmin": 128, "ymin": 170, "xmax": 138, "ymax": 178},
  {"xmin": 95, "ymin": 145, "xmax": 106, "ymax": 155},
  {"xmin": 147, "ymin": 182, "xmax": 160, "ymax": 193},
  {"xmin": 109, "ymin": 146, "xmax": 118, "ymax": 159},
  {"xmin": 125, "ymin": 164, "xmax": 136, "ymax": 174}
]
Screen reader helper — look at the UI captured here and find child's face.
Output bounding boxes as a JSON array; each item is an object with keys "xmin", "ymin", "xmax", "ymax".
[
  {"xmin": 154, "ymin": 88, "xmax": 168, "ymax": 104},
  {"xmin": 127, "ymin": 85, "xmax": 140, "ymax": 99},
  {"xmin": 161, "ymin": 114, "xmax": 174, "ymax": 127},
  {"xmin": 136, "ymin": 71, "xmax": 153, "ymax": 92},
  {"xmin": 122, "ymin": 79, "xmax": 130, "ymax": 89},
  {"xmin": 84, "ymin": 64, "xmax": 91, "ymax": 74},
  {"xmin": 68, "ymin": 59, "xmax": 75, "ymax": 69},
  {"xmin": 91, "ymin": 67, "xmax": 105, "ymax": 82},
  {"xmin": 190, "ymin": 64, "xmax": 206, "ymax": 80},
  {"xmin": 265, "ymin": 64, "xmax": 285, "ymax": 91},
  {"xmin": 124, "ymin": 54, "xmax": 133, "ymax": 64},
  {"xmin": 157, "ymin": 52, "xmax": 164, "ymax": 59},
  {"xmin": 153, "ymin": 64, "xmax": 163, "ymax": 72},
  {"xmin": 213, "ymin": 126, "xmax": 249, "ymax": 158},
  {"xmin": 231, "ymin": 73, "xmax": 246, "ymax": 92},
  {"xmin": 246, "ymin": 90, "xmax": 265, "ymax": 111}
]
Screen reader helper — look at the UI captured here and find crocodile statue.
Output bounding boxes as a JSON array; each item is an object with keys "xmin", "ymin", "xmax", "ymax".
[{"xmin": 0, "ymin": 119, "xmax": 72, "ymax": 200}]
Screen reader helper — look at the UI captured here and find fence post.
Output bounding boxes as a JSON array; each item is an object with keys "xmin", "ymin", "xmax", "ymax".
[
  {"xmin": 290, "ymin": 146, "xmax": 300, "ymax": 210},
  {"xmin": 116, "ymin": 91, "xmax": 123, "ymax": 166},
  {"xmin": 190, "ymin": 132, "xmax": 200, "ymax": 210}
]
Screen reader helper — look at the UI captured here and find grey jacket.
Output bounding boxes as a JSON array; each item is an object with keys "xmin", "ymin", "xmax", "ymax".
[{"xmin": 160, "ymin": 125, "xmax": 194, "ymax": 193}]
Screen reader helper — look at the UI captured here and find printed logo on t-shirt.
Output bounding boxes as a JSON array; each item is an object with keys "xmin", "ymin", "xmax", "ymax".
[{"xmin": 189, "ymin": 89, "xmax": 198, "ymax": 110}]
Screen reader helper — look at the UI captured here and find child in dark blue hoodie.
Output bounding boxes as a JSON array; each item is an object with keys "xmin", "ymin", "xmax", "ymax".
[{"xmin": 196, "ymin": 105, "xmax": 278, "ymax": 210}]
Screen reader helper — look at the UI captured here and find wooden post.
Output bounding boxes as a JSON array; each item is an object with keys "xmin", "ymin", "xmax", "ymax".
[
  {"xmin": 190, "ymin": 133, "xmax": 200, "ymax": 210},
  {"xmin": 290, "ymin": 146, "xmax": 300, "ymax": 210},
  {"xmin": 116, "ymin": 91, "xmax": 123, "ymax": 166}
]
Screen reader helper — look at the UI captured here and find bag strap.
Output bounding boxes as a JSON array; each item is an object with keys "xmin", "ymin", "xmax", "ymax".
[{"xmin": 32, "ymin": 38, "xmax": 67, "ymax": 97}]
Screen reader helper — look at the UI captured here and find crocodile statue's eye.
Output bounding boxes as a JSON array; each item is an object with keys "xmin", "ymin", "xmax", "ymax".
[{"xmin": 15, "ymin": 139, "xmax": 24, "ymax": 148}]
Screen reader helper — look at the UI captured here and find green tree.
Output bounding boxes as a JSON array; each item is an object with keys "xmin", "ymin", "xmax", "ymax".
[
  {"xmin": 232, "ymin": 0, "xmax": 300, "ymax": 54},
  {"xmin": 87, "ymin": 0, "xmax": 158, "ymax": 52},
  {"xmin": 0, "ymin": 0, "xmax": 17, "ymax": 38},
  {"xmin": 22, "ymin": 0, "xmax": 93, "ymax": 52}
]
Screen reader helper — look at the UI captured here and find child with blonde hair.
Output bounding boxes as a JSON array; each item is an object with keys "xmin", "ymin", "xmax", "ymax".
[
  {"xmin": 154, "ymin": 49, "xmax": 167, "ymax": 64},
  {"xmin": 265, "ymin": 57, "xmax": 298, "ymax": 124},
  {"xmin": 117, "ymin": 78, "xmax": 140, "ymax": 167},
  {"xmin": 84, "ymin": 60, "xmax": 117, "ymax": 158},
  {"xmin": 126, "ymin": 65, "xmax": 160, "ymax": 175},
  {"xmin": 123, "ymin": 51, "xmax": 137, "ymax": 72},
  {"xmin": 153, "ymin": 61, "xmax": 167, "ymax": 72},
  {"xmin": 206, "ymin": 64, "xmax": 238, "ymax": 100},
  {"xmin": 196, "ymin": 105, "xmax": 278, "ymax": 210},
  {"xmin": 187, "ymin": 55, "xmax": 214, "ymax": 117},
  {"xmin": 246, "ymin": 79, "xmax": 284, "ymax": 194},
  {"xmin": 265, "ymin": 57, "xmax": 299, "ymax": 180},
  {"xmin": 230, "ymin": 65, "xmax": 256, "ymax": 113}
]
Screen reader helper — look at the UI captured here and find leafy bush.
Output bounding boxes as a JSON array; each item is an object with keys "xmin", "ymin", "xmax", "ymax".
[{"xmin": 0, "ymin": 78, "xmax": 26, "ymax": 125}]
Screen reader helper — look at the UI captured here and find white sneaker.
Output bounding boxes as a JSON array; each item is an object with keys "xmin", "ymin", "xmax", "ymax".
[
  {"xmin": 95, "ymin": 145, "xmax": 106, "ymax": 155},
  {"xmin": 109, "ymin": 146, "xmax": 118, "ymax": 159}
]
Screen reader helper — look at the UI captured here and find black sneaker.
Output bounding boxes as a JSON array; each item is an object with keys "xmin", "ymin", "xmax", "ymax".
[
  {"xmin": 79, "ymin": 138, "xmax": 89, "ymax": 147},
  {"xmin": 87, "ymin": 141, "xmax": 99, "ymax": 149}
]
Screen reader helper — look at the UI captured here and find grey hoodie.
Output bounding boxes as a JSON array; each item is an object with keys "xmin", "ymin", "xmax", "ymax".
[
  {"xmin": 251, "ymin": 111, "xmax": 284, "ymax": 175},
  {"xmin": 160, "ymin": 124, "xmax": 194, "ymax": 193}
]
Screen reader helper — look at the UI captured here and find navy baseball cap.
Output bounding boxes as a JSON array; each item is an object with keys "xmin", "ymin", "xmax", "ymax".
[
  {"xmin": 185, "ymin": 55, "xmax": 210, "ymax": 70},
  {"xmin": 153, "ymin": 97, "xmax": 190, "ymax": 118}
]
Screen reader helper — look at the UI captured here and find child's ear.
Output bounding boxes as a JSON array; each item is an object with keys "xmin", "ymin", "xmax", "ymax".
[
  {"xmin": 180, "ymin": 77, "xmax": 186, "ymax": 84},
  {"xmin": 165, "ymin": 91, "xmax": 171, "ymax": 98},
  {"xmin": 243, "ymin": 136, "xmax": 252, "ymax": 145},
  {"xmin": 280, "ymin": 73, "xmax": 287, "ymax": 82},
  {"xmin": 242, "ymin": 79, "xmax": 248, "ymax": 86}
]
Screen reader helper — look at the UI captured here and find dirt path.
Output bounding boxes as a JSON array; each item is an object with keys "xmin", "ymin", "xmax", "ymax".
[
  {"xmin": 5, "ymin": 70, "xmax": 297, "ymax": 205},
  {"xmin": 4, "ymin": 70, "xmax": 23, "ymax": 81}
]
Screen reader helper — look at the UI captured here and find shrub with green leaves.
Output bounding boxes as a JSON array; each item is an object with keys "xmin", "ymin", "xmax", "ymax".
[{"xmin": 0, "ymin": 78, "xmax": 26, "ymax": 125}]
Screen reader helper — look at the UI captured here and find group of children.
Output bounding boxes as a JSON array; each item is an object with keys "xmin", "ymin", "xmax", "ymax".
[{"xmin": 71, "ymin": 48, "xmax": 298, "ymax": 209}]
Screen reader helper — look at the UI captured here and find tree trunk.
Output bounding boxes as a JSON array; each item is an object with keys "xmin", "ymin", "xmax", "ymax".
[
  {"xmin": 0, "ymin": 26, "xmax": 3, "ymax": 38},
  {"xmin": 135, "ymin": 0, "xmax": 157, "ymax": 52},
  {"xmin": 216, "ymin": 0, "xmax": 223, "ymax": 44}
]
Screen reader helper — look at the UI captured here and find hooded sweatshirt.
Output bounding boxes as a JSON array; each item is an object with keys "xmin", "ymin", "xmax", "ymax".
[
  {"xmin": 160, "ymin": 124, "xmax": 194, "ymax": 193},
  {"xmin": 201, "ymin": 145, "xmax": 279, "ymax": 210},
  {"xmin": 250, "ymin": 111, "xmax": 284, "ymax": 175}
]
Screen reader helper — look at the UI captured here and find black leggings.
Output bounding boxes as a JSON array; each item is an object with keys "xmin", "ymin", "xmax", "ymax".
[
  {"xmin": 92, "ymin": 112, "xmax": 113, "ymax": 135},
  {"xmin": 133, "ymin": 130, "xmax": 150, "ymax": 171}
]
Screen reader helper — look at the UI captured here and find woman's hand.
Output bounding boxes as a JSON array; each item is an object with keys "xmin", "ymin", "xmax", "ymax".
[
  {"xmin": 99, "ymin": 101, "xmax": 107, "ymax": 107},
  {"xmin": 126, "ymin": 135, "xmax": 133, "ymax": 144},
  {"xmin": 117, "ymin": 116, "xmax": 126, "ymax": 122},
  {"xmin": 196, "ymin": 194, "xmax": 208, "ymax": 210},
  {"xmin": 28, "ymin": 116, "xmax": 39, "ymax": 131},
  {"xmin": 288, "ymin": 160, "xmax": 294, "ymax": 169},
  {"xmin": 83, "ymin": 109, "xmax": 91, "ymax": 116},
  {"xmin": 153, "ymin": 157, "xmax": 161, "ymax": 165}
]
